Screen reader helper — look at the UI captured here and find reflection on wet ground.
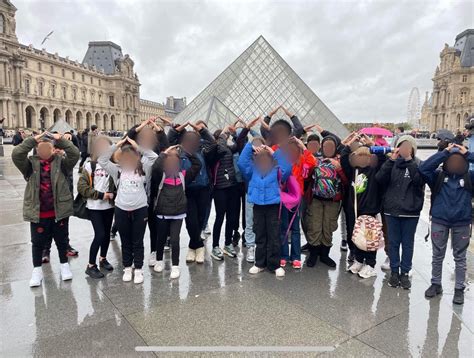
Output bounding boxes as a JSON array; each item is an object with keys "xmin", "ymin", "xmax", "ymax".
[{"xmin": 0, "ymin": 147, "xmax": 472, "ymax": 357}]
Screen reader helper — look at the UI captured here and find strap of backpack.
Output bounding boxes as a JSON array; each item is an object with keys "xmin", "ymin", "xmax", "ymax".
[
  {"xmin": 153, "ymin": 173, "xmax": 166, "ymax": 211},
  {"xmin": 90, "ymin": 161, "xmax": 96, "ymax": 188},
  {"xmin": 178, "ymin": 171, "xmax": 185, "ymax": 192}
]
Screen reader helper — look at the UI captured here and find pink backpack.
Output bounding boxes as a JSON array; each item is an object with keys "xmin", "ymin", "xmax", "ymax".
[{"xmin": 278, "ymin": 169, "xmax": 302, "ymax": 242}]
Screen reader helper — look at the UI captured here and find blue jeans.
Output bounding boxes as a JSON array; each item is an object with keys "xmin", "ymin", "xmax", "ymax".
[
  {"xmin": 385, "ymin": 215, "xmax": 419, "ymax": 274},
  {"xmin": 244, "ymin": 199, "xmax": 255, "ymax": 247},
  {"xmin": 280, "ymin": 206, "xmax": 301, "ymax": 261}
]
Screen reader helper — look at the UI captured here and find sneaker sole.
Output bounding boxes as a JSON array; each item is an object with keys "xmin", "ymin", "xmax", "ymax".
[
  {"xmin": 210, "ymin": 254, "xmax": 224, "ymax": 261},
  {"xmin": 388, "ymin": 282, "xmax": 400, "ymax": 288},
  {"xmin": 425, "ymin": 290, "xmax": 443, "ymax": 298},
  {"xmin": 186, "ymin": 258, "xmax": 196, "ymax": 263},
  {"xmin": 29, "ymin": 281, "xmax": 42, "ymax": 287},
  {"xmin": 223, "ymin": 251, "xmax": 236, "ymax": 258}
]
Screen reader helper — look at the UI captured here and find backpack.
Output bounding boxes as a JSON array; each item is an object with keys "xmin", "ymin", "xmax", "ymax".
[
  {"xmin": 312, "ymin": 160, "xmax": 340, "ymax": 199},
  {"xmin": 278, "ymin": 169, "xmax": 302, "ymax": 243},
  {"xmin": 351, "ymin": 168, "xmax": 384, "ymax": 251},
  {"xmin": 73, "ymin": 161, "xmax": 96, "ymax": 220}
]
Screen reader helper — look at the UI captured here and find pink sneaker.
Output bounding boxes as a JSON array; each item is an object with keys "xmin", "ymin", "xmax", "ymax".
[
  {"xmin": 280, "ymin": 259, "xmax": 287, "ymax": 267},
  {"xmin": 292, "ymin": 260, "xmax": 302, "ymax": 269}
]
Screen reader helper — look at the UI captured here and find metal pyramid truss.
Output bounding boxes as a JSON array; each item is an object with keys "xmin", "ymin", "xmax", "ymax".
[{"xmin": 175, "ymin": 36, "xmax": 348, "ymax": 137}]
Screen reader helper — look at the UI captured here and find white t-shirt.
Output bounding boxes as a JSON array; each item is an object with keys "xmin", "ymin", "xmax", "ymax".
[
  {"xmin": 84, "ymin": 162, "xmax": 114, "ymax": 211},
  {"xmin": 115, "ymin": 171, "xmax": 148, "ymax": 211}
]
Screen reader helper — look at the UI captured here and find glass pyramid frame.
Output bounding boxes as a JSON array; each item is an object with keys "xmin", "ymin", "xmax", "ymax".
[{"xmin": 175, "ymin": 36, "xmax": 348, "ymax": 137}]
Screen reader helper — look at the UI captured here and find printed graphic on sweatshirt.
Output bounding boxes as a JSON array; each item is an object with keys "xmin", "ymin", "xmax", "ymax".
[
  {"xmin": 119, "ymin": 172, "xmax": 144, "ymax": 193},
  {"xmin": 354, "ymin": 173, "xmax": 368, "ymax": 194}
]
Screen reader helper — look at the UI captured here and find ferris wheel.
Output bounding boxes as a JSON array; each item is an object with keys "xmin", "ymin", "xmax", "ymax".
[{"xmin": 407, "ymin": 87, "xmax": 421, "ymax": 128}]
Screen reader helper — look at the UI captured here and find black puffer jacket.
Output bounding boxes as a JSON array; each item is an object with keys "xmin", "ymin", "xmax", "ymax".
[{"xmin": 376, "ymin": 158, "xmax": 425, "ymax": 217}]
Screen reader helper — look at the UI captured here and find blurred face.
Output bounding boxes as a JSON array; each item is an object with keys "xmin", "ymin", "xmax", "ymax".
[
  {"xmin": 446, "ymin": 154, "xmax": 466, "ymax": 175},
  {"xmin": 322, "ymin": 140, "xmax": 336, "ymax": 158},
  {"xmin": 271, "ymin": 125, "xmax": 290, "ymax": 146},
  {"xmin": 163, "ymin": 154, "xmax": 180, "ymax": 175},
  {"xmin": 286, "ymin": 142, "xmax": 302, "ymax": 164},
  {"xmin": 254, "ymin": 152, "xmax": 273, "ymax": 174},
  {"xmin": 137, "ymin": 128, "xmax": 157, "ymax": 150},
  {"xmin": 119, "ymin": 150, "xmax": 141, "ymax": 172},
  {"xmin": 306, "ymin": 140, "xmax": 320, "ymax": 155},
  {"xmin": 37, "ymin": 141, "xmax": 54, "ymax": 160},
  {"xmin": 397, "ymin": 141, "xmax": 413, "ymax": 159},
  {"xmin": 181, "ymin": 132, "xmax": 200, "ymax": 153},
  {"xmin": 93, "ymin": 138, "xmax": 111, "ymax": 158}
]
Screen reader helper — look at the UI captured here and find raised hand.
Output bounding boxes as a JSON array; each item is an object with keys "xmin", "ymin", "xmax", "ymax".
[
  {"xmin": 329, "ymin": 158, "xmax": 341, "ymax": 169},
  {"xmin": 175, "ymin": 121, "xmax": 189, "ymax": 132},
  {"xmin": 116, "ymin": 136, "xmax": 129, "ymax": 147},
  {"xmin": 260, "ymin": 117, "xmax": 271, "ymax": 131},
  {"xmin": 289, "ymin": 136, "xmax": 305, "ymax": 151},
  {"xmin": 246, "ymin": 116, "xmax": 261, "ymax": 129},
  {"xmin": 52, "ymin": 132, "xmax": 63, "ymax": 141},
  {"xmin": 304, "ymin": 124, "xmax": 316, "ymax": 133},
  {"xmin": 34, "ymin": 132, "xmax": 46, "ymax": 142},
  {"xmin": 268, "ymin": 105, "xmax": 281, "ymax": 118},
  {"xmin": 281, "ymin": 106, "xmax": 293, "ymax": 118},
  {"xmin": 164, "ymin": 144, "xmax": 181, "ymax": 155},
  {"xmin": 391, "ymin": 148, "xmax": 400, "ymax": 160},
  {"xmin": 158, "ymin": 116, "xmax": 173, "ymax": 126},
  {"xmin": 454, "ymin": 144, "xmax": 468, "ymax": 154},
  {"xmin": 126, "ymin": 136, "xmax": 139, "ymax": 149}
]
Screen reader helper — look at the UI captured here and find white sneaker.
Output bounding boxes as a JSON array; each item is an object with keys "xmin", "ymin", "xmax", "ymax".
[
  {"xmin": 349, "ymin": 260, "xmax": 364, "ymax": 274},
  {"xmin": 204, "ymin": 224, "xmax": 211, "ymax": 235},
  {"xmin": 381, "ymin": 257, "xmax": 390, "ymax": 271},
  {"xmin": 153, "ymin": 261, "xmax": 164, "ymax": 273},
  {"xmin": 170, "ymin": 266, "xmax": 180, "ymax": 279},
  {"xmin": 186, "ymin": 249, "xmax": 196, "ymax": 263},
  {"xmin": 123, "ymin": 267, "xmax": 133, "ymax": 282},
  {"xmin": 29, "ymin": 267, "xmax": 43, "ymax": 287},
  {"xmin": 148, "ymin": 252, "xmax": 157, "ymax": 267},
  {"xmin": 200, "ymin": 230, "xmax": 209, "ymax": 240},
  {"xmin": 358, "ymin": 264, "xmax": 377, "ymax": 279},
  {"xmin": 60, "ymin": 263, "xmax": 73, "ymax": 281},
  {"xmin": 249, "ymin": 265, "xmax": 264, "ymax": 274},
  {"xmin": 195, "ymin": 247, "xmax": 205, "ymax": 264},
  {"xmin": 246, "ymin": 246, "xmax": 255, "ymax": 263},
  {"xmin": 275, "ymin": 267, "xmax": 285, "ymax": 277},
  {"xmin": 134, "ymin": 269, "xmax": 144, "ymax": 284}
]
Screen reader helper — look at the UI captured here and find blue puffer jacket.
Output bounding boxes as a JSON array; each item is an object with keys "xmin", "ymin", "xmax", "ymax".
[
  {"xmin": 419, "ymin": 150, "xmax": 474, "ymax": 227},
  {"xmin": 237, "ymin": 143, "xmax": 292, "ymax": 205}
]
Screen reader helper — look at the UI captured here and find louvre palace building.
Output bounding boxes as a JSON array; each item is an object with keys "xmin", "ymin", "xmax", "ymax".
[{"xmin": 0, "ymin": 0, "xmax": 169, "ymax": 132}]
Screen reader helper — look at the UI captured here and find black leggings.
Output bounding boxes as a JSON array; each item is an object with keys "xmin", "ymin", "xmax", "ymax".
[
  {"xmin": 186, "ymin": 187, "xmax": 211, "ymax": 250},
  {"xmin": 88, "ymin": 208, "xmax": 114, "ymax": 265},
  {"xmin": 156, "ymin": 218, "xmax": 183, "ymax": 266},
  {"xmin": 31, "ymin": 218, "xmax": 69, "ymax": 267},
  {"xmin": 114, "ymin": 207, "xmax": 148, "ymax": 269},
  {"xmin": 212, "ymin": 185, "xmax": 240, "ymax": 247},
  {"xmin": 148, "ymin": 203, "xmax": 158, "ymax": 252}
]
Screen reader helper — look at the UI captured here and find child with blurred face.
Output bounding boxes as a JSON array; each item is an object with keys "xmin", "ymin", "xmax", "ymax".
[
  {"xmin": 98, "ymin": 136, "xmax": 158, "ymax": 284},
  {"xmin": 12, "ymin": 131, "xmax": 80, "ymax": 288},
  {"xmin": 78, "ymin": 136, "xmax": 116, "ymax": 279},
  {"xmin": 238, "ymin": 142, "xmax": 292, "ymax": 277},
  {"xmin": 151, "ymin": 145, "xmax": 202, "ymax": 279},
  {"xmin": 419, "ymin": 143, "xmax": 473, "ymax": 304},
  {"xmin": 137, "ymin": 127, "xmax": 158, "ymax": 151},
  {"xmin": 306, "ymin": 134, "xmax": 321, "ymax": 156}
]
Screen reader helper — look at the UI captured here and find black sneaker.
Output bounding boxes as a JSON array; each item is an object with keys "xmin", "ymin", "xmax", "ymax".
[
  {"xmin": 425, "ymin": 284, "xmax": 443, "ymax": 298},
  {"xmin": 41, "ymin": 249, "xmax": 50, "ymax": 264},
  {"xmin": 388, "ymin": 272, "xmax": 400, "ymax": 287},
  {"xmin": 399, "ymin": 273, "xmax": 411, "ymax": 289},
  {"xmin": 340, "ymin": 239, "xmax": 348, "ymax": 251},
  {"xmin": 99, "ymin": 259, "xmax": 114, "ymax": 271},
  {"xmin": 86, "ymin": 265, "xmax": 104, "ymax": 279},
  {"xmin": 453, "ymin": 289, "xmax": 464, "ymax": 305}
]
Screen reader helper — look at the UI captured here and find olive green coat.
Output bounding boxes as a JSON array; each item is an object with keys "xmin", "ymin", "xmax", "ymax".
[{"xmin": 12, "ymin": 137, "xmax": 80, "ymax": 223}]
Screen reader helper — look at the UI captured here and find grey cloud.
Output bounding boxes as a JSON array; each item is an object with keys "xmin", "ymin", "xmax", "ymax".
[{"xmin": 14, "ymin": 0, "xmax": 472, "ymax": 122}]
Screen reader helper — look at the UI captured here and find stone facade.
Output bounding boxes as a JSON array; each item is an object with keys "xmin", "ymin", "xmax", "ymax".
[
  {"xmin": 0, "ymin": 1, "xmax": 149, "ymax": 131},
  {"xmin": 139, "ymin": 99, "xmax": 165, "ymax": 122},
  {"xmin": 421, "ymin": 29, "xmax": 474, "ymax": 132}
]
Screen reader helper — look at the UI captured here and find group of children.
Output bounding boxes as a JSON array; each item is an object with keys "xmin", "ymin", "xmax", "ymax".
[{"xmin": 12, "ymin": 107, "xmax": 473, "ymax": 305}]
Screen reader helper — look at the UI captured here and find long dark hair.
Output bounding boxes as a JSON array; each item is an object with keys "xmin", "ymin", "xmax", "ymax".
[{"xmin": 120, "ymin": 144, "xmax": 145, "ymax": 176}]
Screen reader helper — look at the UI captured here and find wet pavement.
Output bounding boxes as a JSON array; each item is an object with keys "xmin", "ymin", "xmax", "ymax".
[{"xmin": 0, "ymin": 146, "xmax": 472, "ymax": 357}]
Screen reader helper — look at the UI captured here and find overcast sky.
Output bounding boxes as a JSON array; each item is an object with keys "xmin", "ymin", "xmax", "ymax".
[{"xmin": 14, "ymin": 0, "xmax": 472, "ymax": 123}]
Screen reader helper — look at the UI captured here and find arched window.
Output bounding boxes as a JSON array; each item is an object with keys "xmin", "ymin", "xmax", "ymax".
[{"xmin": 0, "ymin": 14, "xmax": 4, "ymax": 34}]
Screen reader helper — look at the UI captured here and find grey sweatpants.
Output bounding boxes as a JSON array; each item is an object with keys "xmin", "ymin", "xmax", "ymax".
[{"xmin": 431, "ymin": 223, "xmax": 471, "ymax": 290}]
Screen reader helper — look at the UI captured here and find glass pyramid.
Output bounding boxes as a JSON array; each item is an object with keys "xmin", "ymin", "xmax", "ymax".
[{"xmin": 175, "ymin": 36, "xmax": 348, "ymax": 137}]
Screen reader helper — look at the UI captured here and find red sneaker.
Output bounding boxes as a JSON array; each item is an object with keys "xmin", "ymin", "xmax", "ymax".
[
  {"xmin": 292, "ymin": 260, "xmax": 302, "ymax": 269},
  {"xmin": 280, "ymin": 259, "xmax": 287, "ymax": 267}
]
